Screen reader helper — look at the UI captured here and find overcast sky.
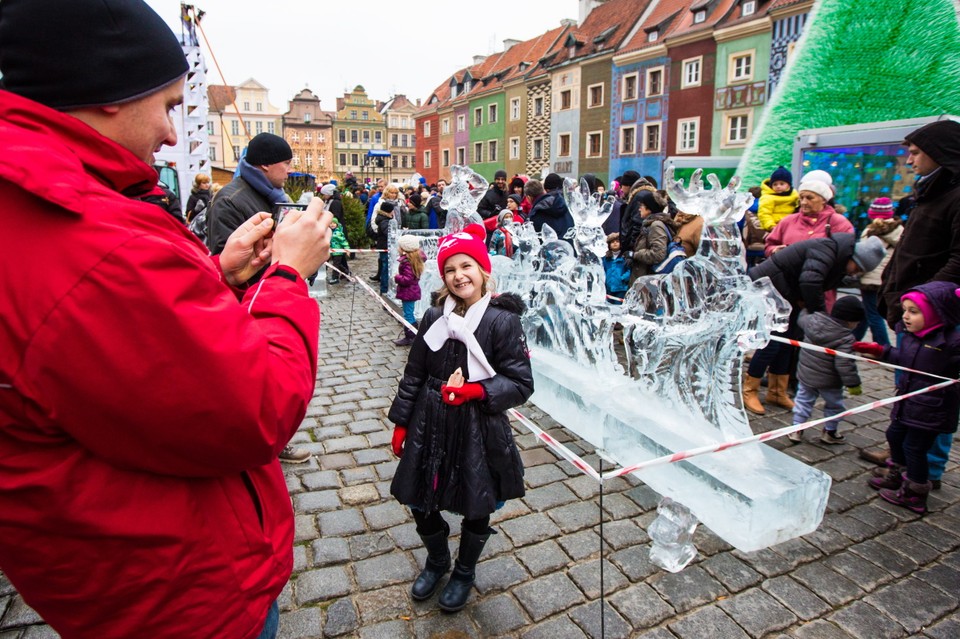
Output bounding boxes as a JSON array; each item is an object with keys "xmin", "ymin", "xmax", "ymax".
[{"xmin": 145, "ymin": 0, "xmax": 581, "ymax": 113}]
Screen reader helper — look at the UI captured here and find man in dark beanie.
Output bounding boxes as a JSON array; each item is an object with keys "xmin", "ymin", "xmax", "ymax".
[
  {"xmin": 864, "ymin": 119, "xmax": 960, "ymax": 474},
  {"xmin": 0, "ymin": 2, "xmax": 334, "ymax": 638},
  {"xmin": 206, "ymin": 132, "xmax": 294, "ymax": 255},
  {"xmin": 477, "ymin": 168, "xmax": 509, "ymax": 224}
]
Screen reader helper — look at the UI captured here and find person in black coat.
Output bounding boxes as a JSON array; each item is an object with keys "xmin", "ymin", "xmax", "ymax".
[
  {"xmin": 184, "ymin": 173, "xmax": 211, "ymax": 223},
  {"xmin": 477, "ymin": 169, "xmax": 509, "ymax": 222},
  {"xmin": 526, "ymin": 174, "xmax": 574, "ymax": 243},
  {"xmin": 742, "ymin": 233, "xmax": 886, "ymax": 416},
  {"xmin": 388, "ymin": 224, "xmax": 533, "ymax": 612}
]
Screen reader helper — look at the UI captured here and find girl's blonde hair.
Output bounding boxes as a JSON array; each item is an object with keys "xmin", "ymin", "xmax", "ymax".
[
  {"xmin": 402, "ymin": 247, "xmax": 425, "ymax": 279},
  {"xmin": 193, "ymin": 173, "xmax": 211, "ymax": 188},
  {"xmin": 435, "ymin": 268, "xmax": 495, "ymax": 315}
]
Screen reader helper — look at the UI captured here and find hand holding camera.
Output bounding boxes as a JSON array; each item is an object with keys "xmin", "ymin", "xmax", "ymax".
[{"xmin": 272, "ymin": 197, "xmax": 333, "ymax": 279}]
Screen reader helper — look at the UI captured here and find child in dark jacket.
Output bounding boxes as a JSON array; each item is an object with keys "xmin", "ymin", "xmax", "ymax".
[
  {"xmin": 602, "ymin": 232, "xmax": 630, "ymax": 304},
  {"xmin": 855, "ymin": 280, "xmax": 960, "ymax": 514},
  {"xmin": 388, "ymin": 224, "xmax": 533, "ymax": 612},
  {"xmin": 394, "ymin": 235, "xmax": 424, "ymax": 346},
  {"xmin": 790, "ymin": 296, "xmax": 864, "ymax": 444}
]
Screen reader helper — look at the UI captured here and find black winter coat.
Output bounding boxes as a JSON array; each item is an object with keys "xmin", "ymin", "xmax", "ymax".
[
  {"xmin": 389, "ymin": 293, "xmax": 533, "ymax": 519},
  {"xmin": 327, "ymin": 192, "xmax": 345, "ymax": 228},
  {"xmin": 478, "ymin": 186, "xmax": 508, "ymax": 220},
  {"xmin": 206, "ymin": 176, "xmax": 272, "ymax": 255},
  {"xmin": 374, "ymin": 212, "xmax": 393, "ymax": 250},
  {"xmin": 749, "ymin": 233, "xmax": 856, "ymax": 313},
  {"xmin": 880, "ymin": 169, "xmax": 960, "ymax": 328},
  {"xmin": 185, "ymin": 188, "xmax": 211, "ymax": 223},
  {"xmin": 529, "ymin": 191, "xmax": 574, "ymax": 242}
]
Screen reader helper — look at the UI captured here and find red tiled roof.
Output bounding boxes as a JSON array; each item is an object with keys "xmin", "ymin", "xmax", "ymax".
[
  {"xmin": 667, "ymin": 0, "xmax": 740, "ymax": 41},
  {"xmin": 715, "ymin": 0, "xmax": 773, "ymax": 28},
  {"xmin": 207, "ymin": 84, "xmax": 237, "ymax": 113},
  {"xmin": 767, "ymin": 0, "xmax": 811, "ymax": 11},
  {"xmin": 551, "ymin": 0, "xmax": 653, "ymax": 65},
  {"xmin": 618, "ymin": 0, "xmax": 690, "ymax": 55}
]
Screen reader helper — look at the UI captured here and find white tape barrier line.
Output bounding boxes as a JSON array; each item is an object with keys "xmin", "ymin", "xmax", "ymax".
[
  {"xmin": 325, "ymin": 263, "xmax": 414, "ymax": 330},
  {"xmin": 508, "ymin": 409, "xmax": 602, "ymax": 481}
]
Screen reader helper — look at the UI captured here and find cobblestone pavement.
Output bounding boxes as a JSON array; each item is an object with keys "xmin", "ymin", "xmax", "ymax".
[{"xmin": 2, "ymin": 255, "xmax": 958, "ymax": 639}]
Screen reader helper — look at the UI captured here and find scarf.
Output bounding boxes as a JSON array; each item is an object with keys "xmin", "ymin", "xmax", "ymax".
[
  {"xmin": 422, "ymin": 293, "xmax": 496, "ymax": 381},
  {"xmin": 237, "ymin": 158, "xmax": 290, "ymax": 206}
]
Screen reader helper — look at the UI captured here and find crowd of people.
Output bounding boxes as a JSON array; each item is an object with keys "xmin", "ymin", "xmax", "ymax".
[{"xmin": 1, "ymin": 2, "xmax": 958, "ymax": 637}]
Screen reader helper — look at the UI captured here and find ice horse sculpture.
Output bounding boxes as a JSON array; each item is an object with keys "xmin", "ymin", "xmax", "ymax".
[{"xmin": 424, "ymin": 166, "xmax": 829, "ymax": 553}]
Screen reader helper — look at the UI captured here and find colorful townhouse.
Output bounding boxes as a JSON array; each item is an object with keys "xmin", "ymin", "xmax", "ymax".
[
  {"xmin": 282, "ymin": 88, "xmax": 334, "ymax": 182},
  {"xmin": 332, "ymin": 86, "xmax": 387, "ymax": 183},
  {"xmin": 767, "ymin": 0, "xmax": 814, "ymax": 95},
  {"xmin": 382, "ymin": 94, "xmax": 419, "ymax": 182}
]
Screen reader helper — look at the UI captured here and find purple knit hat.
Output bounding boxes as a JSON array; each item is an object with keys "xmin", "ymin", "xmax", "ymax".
[{"xmin": 868, "ymin": 197, "xmax": 894, "ymax": 219}]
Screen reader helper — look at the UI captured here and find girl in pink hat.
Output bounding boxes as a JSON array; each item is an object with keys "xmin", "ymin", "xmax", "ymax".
[{"xmin": 386, "ymin": 223, "xmax": 533, "ymax": 612}]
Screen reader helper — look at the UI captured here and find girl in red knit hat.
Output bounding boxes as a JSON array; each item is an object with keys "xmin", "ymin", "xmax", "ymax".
[{"xmin": 386, "ymin": 223, "xmax": 533, "ymax": 612}]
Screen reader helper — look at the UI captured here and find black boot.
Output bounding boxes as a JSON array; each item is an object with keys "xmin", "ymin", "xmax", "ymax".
[
  {"xmin": 438, "ymin": 528, "xmax": 490, "ymax": 612},
  {"xmin": 411, "ymin": 521, "xmax": 450, "ymax": 600}
]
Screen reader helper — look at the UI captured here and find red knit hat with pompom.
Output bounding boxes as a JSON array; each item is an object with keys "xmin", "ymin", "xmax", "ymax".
[{"xmin": 436, "ymin": 224, "xmax": 491, "ymax": 276}]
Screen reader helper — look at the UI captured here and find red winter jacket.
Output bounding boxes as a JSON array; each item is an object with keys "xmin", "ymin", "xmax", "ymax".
[{"xmin": 0, "ymin": 91, "xmax": 319, "ymax": 639}]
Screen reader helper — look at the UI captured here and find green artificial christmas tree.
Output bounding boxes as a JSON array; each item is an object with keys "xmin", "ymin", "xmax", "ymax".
[{"xmin": 738, "ymin": 0, "xmax": 960, "ymax": 187}]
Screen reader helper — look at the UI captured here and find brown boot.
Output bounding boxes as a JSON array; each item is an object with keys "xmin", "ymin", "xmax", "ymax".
[
  {"xmin": 859, "ymin": 447, "xmax": 891, "ymax": 466},
  {"xmin": 766, "ymin": 374, "xmax": 795, "ymax": 410},
  {"xmin": 742, "ymin": 375, "xmax": 766, "ymax": 415}
]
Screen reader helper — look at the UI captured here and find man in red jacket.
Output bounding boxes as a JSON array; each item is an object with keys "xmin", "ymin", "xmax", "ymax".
[{"xmin": 0, "ymin": 2, "xmax": 333, "ymax": 638}]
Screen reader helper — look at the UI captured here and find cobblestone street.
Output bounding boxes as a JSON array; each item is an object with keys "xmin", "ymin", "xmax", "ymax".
[{"xmin": 1, "ymin": 254, "xmax": 958, "ymax": 639}]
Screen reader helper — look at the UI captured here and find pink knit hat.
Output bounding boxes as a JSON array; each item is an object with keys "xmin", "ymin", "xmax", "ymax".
[
  {"xmin": 436, "ymin": 224, "xmax": 491, "ymax": 276},
  {"xmin": 901, "ymin": 291, "xmax": 943, "ymax": 334},
  {"xmin": 868, "ymin": 197, "xmax": 894, "ymax": 219}
]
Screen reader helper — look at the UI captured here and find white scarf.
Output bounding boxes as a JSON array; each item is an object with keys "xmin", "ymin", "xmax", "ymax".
[{"xmin": 422, "ymin": 293, "xmax": 496, "ymax": 381}]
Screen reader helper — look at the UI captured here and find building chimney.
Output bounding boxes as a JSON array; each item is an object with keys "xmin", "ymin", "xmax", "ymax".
[
  {"xmin": 416, "ymin": 98, "xmax": 421, "ymax": 107},
  {"xmin": 472, "ymin": 54, "xmax": 488, "ymax": 65},
  {"xmin": 578, "ymin": 0, "xmax": 608, "ymax": 25},
  {"xmin": 503, "ymin": 38, "xmax": 521, "ymax": 51}
]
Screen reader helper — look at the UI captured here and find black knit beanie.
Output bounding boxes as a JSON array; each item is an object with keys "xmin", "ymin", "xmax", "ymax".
[
  {"xmin": 831, "ymin": 296, "xmax": 865, "ymax": 322},
  {"xmin": 543, "ymin": 173, "xmax": 564, "ymax": 191},
  {"xmin": 246, "ymin": 133, "xmax": 293, "ymax": 166},
  {"xmin": 636, "ymin": 190, "xmax": 664, "ymax": 214},
  {"xmin": 0, "ymin": 0, "xmax": 189, "ymax": 110},
  {"xmin": 494, "ymin": 169, "xmax": 508, "ymax": 180}
]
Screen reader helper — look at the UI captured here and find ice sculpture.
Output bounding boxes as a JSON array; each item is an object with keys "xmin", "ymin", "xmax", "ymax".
[
  {"xmin": 648, "ymin": 498, "xmax": 698, "ymax": 573},
  {"xmin": 395, "ymin": 166, "xmax": 832, "ymax": 552}
]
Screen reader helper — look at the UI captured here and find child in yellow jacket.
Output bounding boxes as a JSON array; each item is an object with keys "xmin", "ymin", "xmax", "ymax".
[{"xmin": 758, "ymin": 166, "xmax": 799, "ymax": 231}]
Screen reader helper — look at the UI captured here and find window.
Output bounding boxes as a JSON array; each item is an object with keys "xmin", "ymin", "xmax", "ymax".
[
  {"xmin": 207, "ymin": 121, "xmax": 214, "ymax": 135},
  {"xmin": 319, "ymin": 155, "xmax": 325, "ymax": 167},
  {"xmin": 443, "ymin": 149, "xmax": 451, "ymax": 166},
  {"xmin": 338, "ymin": 153, "xmax": 347, "ymax": 166},
  {"xmin": 622, "ymin": 74, "xmax": 638, "ymax": 101},
  {"xmin": 558, "ymin": 133, "xmax": 571, "ymax": 157},
  {"xmin": 411, "ymin": 134, "xmax": 416, "ymax": 146},
  {"xmin": 292, "ymin": 155, "xmax": 300, "ymax": 168},
  {"xmin": 390, "ymin": 116, "xmax": 399, "ymax": 127},
  {"xmin": 290, "ymin": 131, "xmax": 299, "ymax": 143},
  {"xmin": 256, "ymin": 102, "xmax": 263, "ymax": 112},
  {"xmin": 351, "ymin": 130, "xmax": 358, "ymax": 143},
  {"xmin": 488, "ymin": 104, "xmax": 498, "ymax": 123},
  {"xmin": 587, "ymin": 83, "xmax": 604, "ymax": 108},
  {"xmin": 725, "ymin": 111, "xmax": 751, "ymax": 146},
  {"xmin": 424, "ymin": 151, "xmax": 432, "ymax": 168},
  {"xmin": 586, "ymin": 131, "xmax": 602, "ymax": 158},
  {"xmin": 533, "ymin": 97, "xmax": 544, "ymax": 117},
  {"xmin": 647, "ymin": 30, "xmax": 658, "ymax": 43},
  {"xmin": 682, "ymin": 57, "xmax": 702, "ymax": 88},
  {"xmin": 646, "ymin": 67, "xmax": 664, "ymax": 97},
  {"xmin": 693, "ymin": 10, "xmax": 706, "ymax": 24},
  {"xmin": 231, "ymin": 120, "xmax": 239, "ymax": 136},
  {"xmin": 232, "ymin": 145, "xmax": 240, "ymax": 160},
  {"xmin": 474, "ymin": 142, "xmax": 483, "ymax": 163},
  {"xmin": 488, "ymin": 140, "xmax": 498, "ymax": 163},
  {"xmin": 642, "ymin": 122, "xmax": 661, "ymax": 153},
  {"xmin": 424, "ymin": 121, "xmax": 431, "ymax": 137},
  {"xmin": 351, "ymin": 153, "xmax": 359, "ymax": 166},
  {"xmin": 209, "ymin": 146, "xmax": 217, "ymax": 161},
  {"xmin": 510, "ymin": 137, "xmax": 520, "ymax": 160},
  {"xmin": 267, "ymin": 122, "xmax": 275, "ymax": 134},
  {"xmin": 510, "ymin": 97, "xmax": 521, "ymax": 121},
  {"xmin": 532, "ymin": 138, "xmax": 544, "ymax": 160},
  {"xmin": 677, "ymin": 117, "xmax": 700, "ymax": 153},
  {"xmin": 559, "ymin": 89, "xmax": 572, "ymax": 110},
  {"xmin": 305, "ymin": 152, "xmax": 312, "ymax": 167},
  {"xmin": 319, "ymin": 134, "xmax": 325, "ymax": 143},
  {"xmin": 304, "ymin": 132, "xmax": 312, "ymax": 143},
  {"xmin": 350, "ymin": 110, "xmax": 357, "ymax": 120},
  {"xmin": 474, "ymin": 107, "xmax": 483, "ymax": 127},
  {"xmin": 391, "ymin": 134, "xmax": 399, "ymax": 146},
  {"xmin": 457, "ymin": 114, "xmax": 466, "ymax": 131},
  {"xmin": 620, "ymin": 125, "xmax": 636, "ymax": 154},
  {"xmin": 243, "ymin": 101, "xmax": 250, "ymax": 111},
  {"xmin": 255, "ymin": 121, "xmax": 263, "ymax": 134},
  {"xmin": 743, "ymin": 0, "xmax": 756, "ymax": 16},
  {"xmin": 391, "ymin": 156, "xmax": 399, "ymax": 169},
  {"xmin": 375, "ymin": 131, "xmax": 382, "ymax": 144},
  {"xmin": 457, "ymin": 147, "xmax": 466, "ymax": 165},
  {"xmin": 362, "ymin": 130, "xmax": 370, "ymax": 143},
  {"xmin": 361, "ymin": 111, "xmax": 368, "ymax": 120},
  {"xmin": 442, "ymin": 118, "xmax": 451, "ymax": 134},
  {"xmin": 401, "ymin": 155, "xmax": 408, "ymax": 169},
  {"xmin": 401, "ymin": 134, "xmax": 408, "ymax": 147},
  {"xmin": 730, "ymin": 51, "xmax": 754, "ymax": 82},
  {"xmin": 303, "ymin": 112, "xmax": 312, "ymax": 124},
  {"xmin": 338, "ymin": 129, "xmax": 346, "ymax": 143}
]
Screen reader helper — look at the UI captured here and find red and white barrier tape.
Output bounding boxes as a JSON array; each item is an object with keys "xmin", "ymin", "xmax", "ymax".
[{"xmin": 324, "ymin": 266, "xmax": 958, "ymax": 482}]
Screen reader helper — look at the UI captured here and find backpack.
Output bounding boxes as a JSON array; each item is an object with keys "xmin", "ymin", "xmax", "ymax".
[{"xmin": 652, "ymin": 224, "xmax": 687, "ymax": 275}]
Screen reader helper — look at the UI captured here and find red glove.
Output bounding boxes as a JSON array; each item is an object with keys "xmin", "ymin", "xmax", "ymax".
[
  {"xmin": 853, "ymin": 342, "xmax": 884, "ymax": 359},
  {"xmin": 392, "ymin": 426, "xmax": 407, "ymax": 457},
  {"xmin": 441, "ymin": 382, "xmax": 486, "ymax": 406}
]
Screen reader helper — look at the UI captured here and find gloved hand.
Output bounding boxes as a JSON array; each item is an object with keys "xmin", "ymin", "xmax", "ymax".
[
  {"xmin": 441, "ymin": 382, "xmax": 486, "ymax": 406},
  {"xmin": 391, "ymin": 426, "xmax": 407, "ymax": 457},
  {"xmin": 852, "ymin": 342, "xmax": 884, "ymax": 359},
  {"xmin": 846, "ymin": 385, "xmax": 863, "ymax": 396},
  {"xmin": 622, "ymin": 251, "xmax": 633, "ymax": 268}
]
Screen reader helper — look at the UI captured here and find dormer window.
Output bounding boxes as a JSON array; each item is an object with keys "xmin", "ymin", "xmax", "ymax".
[
  {"xmin": 647, "ymin": 29, "xmax": 659, "ymax": 43},
  {"xmin": 693, "ymin": 10, "xmax": 706, "ymax": 23},
  {"xmin": 743, "ymin": 0, "xmax": 756, "ymax": 16}
]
